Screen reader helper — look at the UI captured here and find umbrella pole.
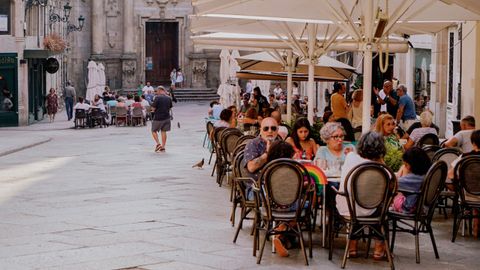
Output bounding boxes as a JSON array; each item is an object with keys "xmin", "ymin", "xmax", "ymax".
[
  {"xmin": 286, "ymin": 51, "xmax": 293, "ymax": 123},
  {"xmin": 362, "ymin": 0, "xmax": 374, "ymax": 134},
  {"xmin": 307, "ymin": 24, "xmax": 316, "ymax": 124},
  {"xmin": 362, "ymin": 47, "xmax": 373, "ymax": 134}
]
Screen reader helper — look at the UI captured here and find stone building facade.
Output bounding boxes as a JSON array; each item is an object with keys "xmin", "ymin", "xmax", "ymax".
[{"xmin": 68, "ymin": 0, "xmax": 219, "ymax": 98}]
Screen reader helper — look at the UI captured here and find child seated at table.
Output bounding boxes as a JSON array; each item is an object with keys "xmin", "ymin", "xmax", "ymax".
[{"xmin": 391, "ymin": 147, "xmax": 432, "ymax": 213}]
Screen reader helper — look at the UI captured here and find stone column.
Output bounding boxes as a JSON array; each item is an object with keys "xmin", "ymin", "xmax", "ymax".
[
  {"xmin": 122, "ymin": 0, "xmax": 136, "ymax": 88},
  {"xmin": 15, "ymin": 0, "xmax": 28, "ymax": 125},
  {"xmin": 91, "ymin": 0, "xmax": 104, "ymax": 56}
]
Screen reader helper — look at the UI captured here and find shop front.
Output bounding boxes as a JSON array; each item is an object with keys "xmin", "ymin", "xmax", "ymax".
[{"xmin": 0, "ymin": 53, "xmax": 18, "ymax": 127}]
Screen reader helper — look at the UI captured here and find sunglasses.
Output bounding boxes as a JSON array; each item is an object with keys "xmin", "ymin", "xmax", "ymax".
[
  {"xmin": 331, "ymin": 135, "xmax": 345, "ymax": 140},
  {"xmin": 262, "ymin": 126, "xmax": 278, "ymax": 132}
]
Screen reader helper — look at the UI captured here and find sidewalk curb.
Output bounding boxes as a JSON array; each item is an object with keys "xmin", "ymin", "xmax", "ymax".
[{"xmin": 0, "ymin": 138, "xmax": 52, "ymax": 158}]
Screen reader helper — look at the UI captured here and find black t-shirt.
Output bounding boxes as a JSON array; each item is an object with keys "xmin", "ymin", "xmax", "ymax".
[{"xmin": 152, "ymin": 94, "xmax": 172, "ymax": 121}]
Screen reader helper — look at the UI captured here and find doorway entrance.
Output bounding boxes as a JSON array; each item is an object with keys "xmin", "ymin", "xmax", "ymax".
[{"xmin": 145, "ymin": 21, "xmax": 179, "ymax": 86}]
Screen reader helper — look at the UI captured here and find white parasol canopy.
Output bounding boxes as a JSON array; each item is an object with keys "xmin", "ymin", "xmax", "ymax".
[
  {"xmin": 229, "ymin": 50, "xmax": 242, "ymax": 108},
  {"xmin": 193, "ymin": 0, "xmax": 480, "ymax": 130},
  {"xmin": 86, "ymin": 60, "xmax": 99, "ymax": 102},
  {"xmin": 97, "ymin": 63, "xmax": 106, "ymax": 96},
  {"xmin": 217, "ymin": 49, "xmax": 232, "ymax": 106}
]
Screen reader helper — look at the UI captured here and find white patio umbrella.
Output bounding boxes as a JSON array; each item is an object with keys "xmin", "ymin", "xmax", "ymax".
[
  {"xmin": 97, "ymin": 63, "xmax": 106, "ymax": 97},
  {"xmin": 193, "ymin": 0, "xmax": 480, "ymax": 130},
  {"xmin": 86, "ymin": 61, "xmax": 99, "ymax": 102},
  {"xmin": 229, "ymin": 50, "xmax": 242, "ymax": 108},
  {"xmin": 218, "ymin": 49, "xmax": 231, "ymax": 106}
]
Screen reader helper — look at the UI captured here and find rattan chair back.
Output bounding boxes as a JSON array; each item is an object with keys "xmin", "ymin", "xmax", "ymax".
[
  {"xmin": 417, "ymin": 161, "xmax": 448, "ymax": 217},
  {"xmin": 344, "ymin": 162, "xmax": 396, "ymax": 221},
  {"xmin": 416, "ymin": 133, "xmax": 440, "ymax": 147},
  {"xmin": 432, "ymin": 148, "xmax": 462, "ymax": 170},
  {"xmin": 422, "ymin": 145, "xmax": 441, "ymax": 161},
  {"xmin": 455, "ymin": 155, "xmax": 480, "ymax": 201}
]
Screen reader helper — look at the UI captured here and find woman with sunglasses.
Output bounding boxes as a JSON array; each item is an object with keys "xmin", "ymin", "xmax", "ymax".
[
  {"xmin": 314, "ymin": 122, "xmax": 355, "ymax": 174},
  {"xmin": 286, "ymin": 117, "xmax": 318, "ymax": 160}
]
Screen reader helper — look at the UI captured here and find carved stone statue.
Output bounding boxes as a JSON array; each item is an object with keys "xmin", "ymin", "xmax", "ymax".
[
  {"xmin": 106, "ymin": 0, "xmax": 120, "ymax": 17},
  {"xmin": 192, "ymin": 59, "xmax": 207, "ymax": 88},
  {"xmin": 122, "ymin": 60, "xmax": 137, "ymax": 88}
]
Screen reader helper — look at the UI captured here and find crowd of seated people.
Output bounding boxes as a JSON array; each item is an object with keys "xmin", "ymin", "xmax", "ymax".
[{"xmin": 73, "ymin": 86, "xmax": 175, "ymax": 127}]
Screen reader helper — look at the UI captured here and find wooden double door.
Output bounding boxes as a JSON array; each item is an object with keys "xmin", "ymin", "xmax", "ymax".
[{"xmin": 145, "ymin": 22, "xmax": 179, "ymax": 87}]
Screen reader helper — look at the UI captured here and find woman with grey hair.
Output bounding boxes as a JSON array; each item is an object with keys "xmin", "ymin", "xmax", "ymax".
[
  {"xmin": 336, "ymin": 131, "xmax": 388, "ymax": 259},
  {"xmin": 314, "ymin": 122, "xmax": 355, "ymax": 174},
  {"xmin": 403, "ymin": 111, "xmax": 437, "ymax": 149}
]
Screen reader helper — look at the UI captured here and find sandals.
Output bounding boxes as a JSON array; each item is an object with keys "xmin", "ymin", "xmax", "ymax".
[
  {"xmin": 155, "ymin": 144, "xmax": 164, "ymax": 152},
  {"xmin": 373, "ymin": 242, "xmax": 387, "ymax": 260},
  {"xmin": 348, "ymin": 240, "xmax": 358, "ymax": 258}
]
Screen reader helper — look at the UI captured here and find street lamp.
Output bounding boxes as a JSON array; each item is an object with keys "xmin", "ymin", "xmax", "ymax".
[
  {"xmin": 49, "ymin": 2, "xmax": 72, "ymax": 25},
  {"xmin": 66, "ymin": 15, "xmax": 85, "ymax": 35}
]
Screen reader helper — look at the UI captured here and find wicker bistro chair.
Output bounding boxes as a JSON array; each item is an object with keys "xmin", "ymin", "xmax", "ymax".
[
  {"xmin": 107, "ymin": 105, "xmax": 116, "ymax": 125},
  {"xmin": 131, "ymin": 107, "xmax": 146, "ymax": 126},
  {"xmin": 231, "ymin": 149, "xmax": 259, "ymax": 249},
  {"xmin": 210, "ymin": 127, "xmax": 227, "ymax": 177},
  {"xmin": 422, "ymin": 145, "xmax": 441, "ymax": 161},
  {"xmin": 328, "ymin": 162, "xmax": 396, "ymax": 269},
  {"xmin": 416, "ymin": 133, "xmax": 440, "ymax": 148},
  {"xmin": 235, "ymin": 134, "xmax": 256, "ymax": 149},
  {"xmin": 218, "ymin": 128, "xmax": 244, "ymax": 187},
  {"xmin": 74, "ymin": 109, "xmax": 87, "ymax": 128},
  {"xmin": 388, "ymin": 161, "xmax": 448, "ymax": 264},
  {"xmin": 451, "ymin": 156, "xmax": 480, "ymax": 242},
  {"xmin": 115, "ymin": 106, "xmax": 129, "ymax": 127},
  {"xmin": 89, "ymin": 108, "xmax": 107, "ymax": 128},
  {"xmin": 253, "ymin": 158, "xmax": 314, "ymax": 265},
  {"xmin": 206, "ymin": 121, "xmax": 215, "ymax": 161},
  {"xmin": 432, "ymin": 148, "xmax": 463, "ymax": 218}
]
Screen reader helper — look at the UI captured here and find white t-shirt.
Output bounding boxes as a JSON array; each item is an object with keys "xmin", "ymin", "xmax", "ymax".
[
  {"xmin": 336, "ymin": 152, "xmax": 376, "ymax": 217},
  {"xmin": 379, "ymin": 90, "xmax": 387, "ymax": 112},
  {"xmin": 74, "ymin": 102, "xmax": 90, "ymax": 110},
  {"xmin": 246, "ymin": 82, "xmax": 253, "ymax": 94},
  {"xmin": 142, "ymin": 85, "xmax": 154, "ymax": 94},
  {"xmin": 273, "ymin": 87, "xmax": 283, "ymax": 97},
  {"xmin": 454, "ymin": 129, "xmax": 474, "ymax": 153},
  {"xmin": 292, "ymin": 87, "xmax": 299, "ymax": 96}
]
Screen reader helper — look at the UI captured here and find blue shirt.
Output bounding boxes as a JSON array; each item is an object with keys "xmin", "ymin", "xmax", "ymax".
[
  {"xmin": 243, "ymin": 137, "xmax": 267, "ymax": 181},
  {"xmin": 398, "ymin": 94, "xmax": 416, "ymax": 121},
  {"xmin": 398, "ymin": 173, "xmax": 425, "ymax": 212}
]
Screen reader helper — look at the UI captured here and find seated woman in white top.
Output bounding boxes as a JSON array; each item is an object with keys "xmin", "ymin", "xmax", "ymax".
[
  {"xmin": 403, "ymin": 111, "xmax": 437, "ymax": 149},
  {"xmin": 74, "ymin": 97, "xmax": 90, "ymax": 111},
  {"xmin": 336, "ymin": 131, "xmax": 389, "ymax": 260}
]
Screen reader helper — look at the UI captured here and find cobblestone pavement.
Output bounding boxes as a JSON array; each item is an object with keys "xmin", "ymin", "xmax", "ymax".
[{"xmin": 0, "ymin": 103, "xmax": 478, "ymax": 269}]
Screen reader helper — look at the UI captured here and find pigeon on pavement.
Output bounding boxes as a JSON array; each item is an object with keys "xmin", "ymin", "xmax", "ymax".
[{"xmin": 192, "ymin": 158, "xmax": 205, "ymax": 169}]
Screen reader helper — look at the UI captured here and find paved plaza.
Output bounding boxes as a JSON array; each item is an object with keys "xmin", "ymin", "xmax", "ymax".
[{"xmin": 0, "ymin": 103, "xmax": 478, "ymax": 270}]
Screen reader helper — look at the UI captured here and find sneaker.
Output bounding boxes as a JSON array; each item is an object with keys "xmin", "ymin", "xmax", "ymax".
[{"xmin": 273, "ymin": 237, "xmax": 289, "ymax": 257}]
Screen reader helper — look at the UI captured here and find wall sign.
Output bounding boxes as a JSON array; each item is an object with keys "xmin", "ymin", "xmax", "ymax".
[{"xmin": 45, "ymin": 58, "xmax": 60, "ymax": 74}]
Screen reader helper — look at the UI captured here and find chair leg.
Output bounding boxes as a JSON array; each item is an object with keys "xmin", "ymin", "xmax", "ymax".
[
  {"xmin": 211, "ymin": 158, "xmax": 217, "ymax": 176},
  {"xmin": 296, "ymin": 223, "xmax": 309, "ymax": 265},
  {"xmin": 390, "ymin": 219, "xmax": 397, "ymax": 252},
  {"xmin": 208, "ymin": 150, "xmax": 214, "ymax": 165},
  {"xmin": 233, "ymin": 208, "xmax": 246, "ymax": 243},
  {"xmin": 256, "ymin": 224, "xmax": 270, "ymax": 264},
  {"xmin": 452, "ymin": 209, "xmax": 463, "ymax": 242},
  {"xmin": 328, "ymin": 211, "xmax": 335, "ymax": 261},
  {"xmin": 427, "ymin": 223, "xmax": 440, "ymax": 259},
  {"xmin": 308, "ymin": 221, "xmax": 313, "ymax": 258},
  {"xmin": 383, "ymin": 225, "xmax": 395, "ymax": 270},
  {"xmin": 414, "ymin": 221, "xmax": 420, "ymax": 264},
  {"xmin": 341, "ymin": 233, "xmax": 351, "ymax": 269},
  {"xmin": 365, "ymin": 235, "xmax": 372, "ymax": 259}
]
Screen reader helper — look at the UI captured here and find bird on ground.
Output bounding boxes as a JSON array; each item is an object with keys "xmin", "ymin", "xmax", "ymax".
[
  {"xmin": 192, "ymin": 158, "xmax": 204, "ymax": 169},
  {"xmin": 177, "ymin": 122, "xmax": 180, "ymax": 128}
]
